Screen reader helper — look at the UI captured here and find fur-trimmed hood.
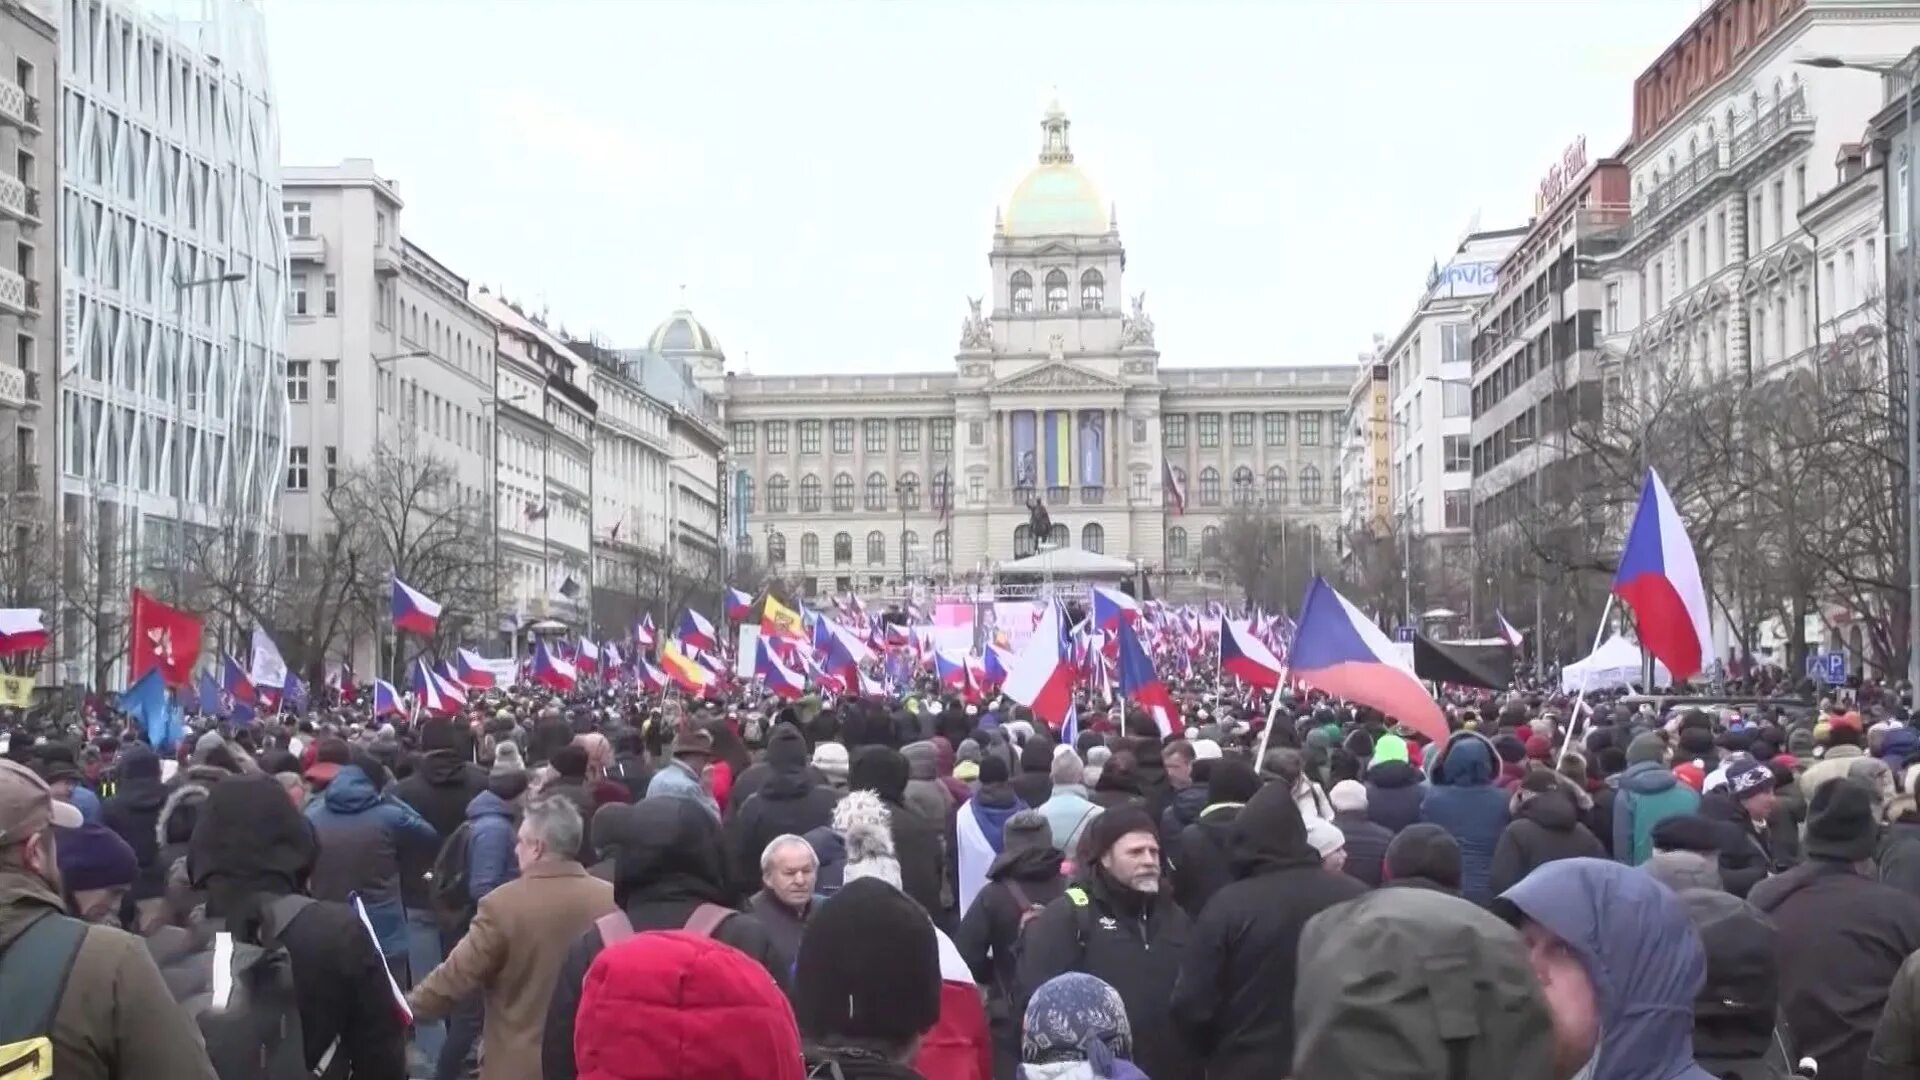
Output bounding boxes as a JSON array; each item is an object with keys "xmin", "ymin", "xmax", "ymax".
[
  {"xmin": 1508, "ymin": 769, "xmax": 1593, "ymax": 816},
  {"xmin": 155, "ymin": 781, "xmax": 212, "ymax": 847}
]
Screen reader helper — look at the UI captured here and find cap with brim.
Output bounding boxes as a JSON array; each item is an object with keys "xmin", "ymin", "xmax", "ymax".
[{"xmin": 0, "ymin": 759, "xmax": 83, "ymax": 844}]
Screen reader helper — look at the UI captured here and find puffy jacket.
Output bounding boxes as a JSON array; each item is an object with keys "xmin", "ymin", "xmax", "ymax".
[
  {"xmin": 1362, "ymin": 759, "xmax": 1426, "ymax": 834},
  {"xmin": 1168, "ymin": 782, "xmax": 1368, "ymax": 1080},
  {"xmin": 1695, "ymin": 793, "xmax": 1777, "ymax": 899},
  {"xmin": 728, "ymin": 726, "xmax": 841, "ymax": 891},
  {"xmin": 465, "ymin": 789, "xmax": 519, "ymax": 901},
  {"xmin": 1418, "ymin": 732, "xmax": 1509, "ymax": 905},
  {"xmin": 1330, "ymin": 810, "xmax": 1393, "ymax": 888},
  {"xmin": 1487, "ymin": 787, "xmax": 1605, "ymax": 898},
  {"xmin": 303, "ymin": 765, "xmax": 438, "ymax": 957},
  {"xmin": 1612, "ymin": 762, "xmax": 1700, "ymax": 866},
  {"xmin": 1173, "ymin": 802, "xmax": 1242, "ymax": 918},
  {"xmin": 391, "ymin": 750, "xmax": 487, "ymax": 908},
  {"xmin": 954, "ymin": 844, "xmax": 1066, "ymax": 999},
  {"xmin": 1159, "ymin": 783, "xmax": 1210, "ymax": 866},
  {"xmin": 100, "ymin": 761, "xmax": 171, "ymax": 903}
]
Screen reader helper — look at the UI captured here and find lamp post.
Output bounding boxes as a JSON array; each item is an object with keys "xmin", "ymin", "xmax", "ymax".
[{"xmin": 1799, "ymin": 52, "xmax": 1919, "ymax": 701}]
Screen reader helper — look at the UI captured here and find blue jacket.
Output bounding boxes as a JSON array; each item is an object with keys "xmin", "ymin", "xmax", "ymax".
[
  {"xmin": 646, "ymin": 758, "xmax": 720, "ymax": 820},
  {"xmin": 464, "ymin": 789, "xmax": 518, "ymax": 901},
  {"xmin": 1419, "ymin": 732, "xmax": 1509, "ymax": 906},
  {"xmin": 1613, "ymin": 762, "xmax": 1700, "ymax": 866},
  {"xmin": 1499, "ymin": 858, "xmax": 1714, "ymax": 1080},
  {"xmin": 304, "ymin": 765, "xmax": 438, "ymax": 957}
]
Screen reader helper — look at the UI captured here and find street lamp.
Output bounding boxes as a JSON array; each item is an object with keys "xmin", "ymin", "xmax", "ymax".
[
  {"xmin": 1800, "ymin": 51, "xmax": 1920, "ymax": 702},
  {"xmin": 372, "ymin": 350, "xmax": 429, "ymax": 366}
]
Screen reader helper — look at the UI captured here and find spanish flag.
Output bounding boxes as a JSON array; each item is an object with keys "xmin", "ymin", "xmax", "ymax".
[
  {"xmin": 659, "ymin": 642, "xmax": 715, "ymax": 694},
  {"xmin": 761, "ymin": 594, "xmax": 804, "ymax": 639}
]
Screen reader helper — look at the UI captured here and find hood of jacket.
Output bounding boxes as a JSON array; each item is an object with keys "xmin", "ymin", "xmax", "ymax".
[
  {"xmin": 111, "ymin": 772, "xmax": 170, "ymax": 814},
  {"xmin": 599, "ymin": 796, "xmax": 728, "ymax": 906},
  {"xmin": 760, "ymin": 725, "xmax": 816, "ymax": 800},
  {"xmin": 319, "ymin": 765, "xmax": 381, "ymax": 814},
  {"xmin": 901, "ymin": 740, "xmax": 940, "ymax": 782},
  {"xmin": 1229, "ymin": 779, "xmax": 1322, "ymax": 877},
  {"xmin": 1364, "ymin": 758, "xmax": 1423, "ymax": 790},
  {"xmin": 1432, "ymin": 731, "xmax": 1498, "ymax": 788},
  {"xmin": 466, "ymin": 789, "xmax": 515, "ymax": 821},
  {"xmin": 987, "ymin": 842, "xmax": 1065, "ymax": 883},
  {"xmin": 1164, "ymin": 783, "xmax": 1210, "ymax": 830},
  {"xmin": 1619, "ymin": 760, "xmax": 1680, "ymax": 795},
  {"xmin": 1679, "ymin": 888, "xmax": 1778, "ymax": 1021},
  {"xmin": 416, "ymin": 749, "xmax": 474, "ymax": 787},
  {"xmin": 156, "ymin": 781, "xmax": 212, "ymax": 846},
  {"xmin": 1498, "ymin": 858, "xmax": 1704, "ymax": 1080},
  {"xmin": 1512, "ymin": 789, "xmax": 1581, "ymax": 831}
]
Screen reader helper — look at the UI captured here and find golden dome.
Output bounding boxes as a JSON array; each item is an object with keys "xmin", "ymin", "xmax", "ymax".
[{"xmin": 1002, "ymin": 101, "xmax": 1110, "ymax": 239}]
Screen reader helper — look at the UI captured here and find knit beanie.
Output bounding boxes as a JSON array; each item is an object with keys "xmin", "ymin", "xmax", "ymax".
[
  {"xmin": 1787, "ymin": 728, "xmax": 1817, "ymax": 757},
  {"xmin": 1001, "ymin": 810, "xmax": 1053, "ymax": 856},
  {"xmin": 1492, "ymin": 734, "xmax": 1526, "ymax": 766},
  {"xmin": 55, "ymin": 823, "xmax": 138, "ymax": 892},
  {"xmin": 979, "ymin": 756, "xmax": 1011, "ymax": 787},
  {"xmin": 490, "ymin": 741, "xmax": 526, "ymax": 777},
  {"xmin": 1328, "ymin": 779, "xmax": 1368, "ymax": 814},
  {"xmin": 1207, "ymin": 759, "xmax": 1261, "ymax": 805},
  {"xmin": 1370, "ymin": 733, "xmax": 1410, "ymax": 766},
  {"xmin": 1626, "ymin": 732, "xmax": 1669, "ymax": 766},
  {"xmin": 1050, "ymin": 747, "xmax": 1086, "ymax": 786},
  {"xmin": 1078, "ymin": 804, "xmax": 1156, "ymax": 866},
  {"xmin": 793, "ymin": 877, "xmax": 941, "ymax": 1045},
  {"xmin": 812, "ymin": 742, "xmax": 850, "ymax": 789},
  {"xmin": 834, "ymin": 790, "xmax": 900, "ymax": 889},
  {"xmin": 1805, "ymin": 776, "xmax": 1879, "ymax": 863}
]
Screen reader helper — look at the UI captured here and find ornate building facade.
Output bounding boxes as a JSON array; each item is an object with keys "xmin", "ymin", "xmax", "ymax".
[{"xmin": 655, "ymin": 104, "xmax": 1355, "ymax": 601}]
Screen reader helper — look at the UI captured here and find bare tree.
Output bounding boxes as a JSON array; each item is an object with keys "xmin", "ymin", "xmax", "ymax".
[{"xmin": 1214, "ymin": 506, "xmax": 1329, "ymax": 613}]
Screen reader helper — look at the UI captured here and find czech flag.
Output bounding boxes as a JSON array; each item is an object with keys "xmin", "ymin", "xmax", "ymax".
[
  {"xmin": 756, "ymin": 638, "xmax": 807, "ymax": 699},
  {"xmin": 635, "ymin": 614, "xmax": 657, "ymax": 651},
  {"xmin": 0, "ymin": 608, "xmax": 47, "ymax": 654},
  {"xmin": 433, "ymin": 661, "xmax": 469, "ymax": 706},
  {"xmin": 1220, "ymin": 619, "xmax": 1286, "ymax": 690},
  {"xmin": 725, "ymin": 588, "xmax": 754, "ymax": 622},
  {"xmin": 1290, "ymin": 576, "xmax": 1447, "ymax": 743},
  {"xmin": 372, "ymin": 679, "xmax": 404, "ymax": 718},
  {"xmin": 821, "ymin": 623, "xmax": 871, "ymax": 684},
  {"xmin": 1004, "ymin": 599, "xmax": 1074, "ymax": 728},
  {"xmin": 1090, "ymin": 586, "xmax": 1141, "ymax": 630},
  {"xmin": 530, "ymin": 639, "xmax": 578, "ymax": 690},
  {"xmin": 1496, "ymin": 610, "xmax": 1525, "ymax": 649},
  {"xmin": 391, "ymin": 577, "xmax": 442, "ymax": 636},
  {"xmin": 1115, "ymin": 618, "xmax": 1180, "ymax": 737},
  {"xmin": 982, "ymin": 644, "xmax": 1016, "ymax": 687},
  {"xmin": 934, "ymin": 649, "xmax": 970, "ymax": 689},
  {"xmin": 677, "ymin": 609, "xmax": 717, "ymax": 653},
  {"xmin": 859, "ymin": 668, "xmax": 888, "ymax": 699},
  {"xmin": 761, "ymin": 594, "xmax": 805, "ymax": 639},
  {"xmin": 220, "ymin": 653, "xmax": 258, "ymax": 705},
  {"xmin": 409, "ymin": 659, "xmax": 458, "ymax": 717},
  {"xmin": 455, "ymin": 648, "xmax": 496, "ymax": 688},
  {"xmin": 637, "ymin": 658, "xmax": 669, "ymax": 692},
  {"xmin": 1611, "ymin": 468, "xmax": 1714, "ymax": 683},
  {"xmin": 577, "ymin": 638, "xmax": 600, "ymax": 676}
]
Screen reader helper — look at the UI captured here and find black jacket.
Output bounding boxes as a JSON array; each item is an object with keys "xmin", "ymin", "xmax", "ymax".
[
  {"xmin": 847, "ymin": 745, "xmax": 945, "ymax": 919},
  {"xmin": 1011, "ymin": 769, "xmax": 1053, "ymax": 811},
  {"xmin": 102, "ymin": 773, "xmax": 171, "ymax": 902},
  {"xmin": 605, "ymin": 752, "xmax": 652, "ymax": 803},
  {"xmin": 954, "ymin": 844, "xmax": 1065, "ymax": 999},
  {"xmin": 545, "ymin": 797, "xmax": 784, "ymax": 1080},
  {"xmin": 1697, "ymin": 792, "xmax": 1778, "ymax": 899},
  {"xmin": 1751, "ymin": 860, "xmax": 1920, "ymax": 1080},
  {"xmin": 1881, "ymin": 818, "xmax": 1920, "ymax": 901},
  {"xmin": 728, "ymin": 727, "xmax": 840, "ymax": 891},
  {"xmin": 1017, "ymin": 868, "xmax": 1195, "ymax": 1080},
  {"xmin": 1487, "ymin": 789, "xmax": 1606, "ymax": 898},
  {"xmin": 1331, "ymin": 810, "xmax": 1393, "ymax": 888},
  {"xmin": 1362, "ymin": 759, "xmax": 1425, "ymax": 834},
  {"xmin": 1168, "ymin": 782, "xmax": 1368, "ymax": 1080},
  {"xmin": 390, "ymin": 750, "xmax": 486, "ymax": 909},
  {"xmin": 1173, "ymin": 803, "xmax": 1242, "ymax": 919},
  {"xmin": 1160, "ymin": 784, "xmax": 1211, "ymax": 868}
]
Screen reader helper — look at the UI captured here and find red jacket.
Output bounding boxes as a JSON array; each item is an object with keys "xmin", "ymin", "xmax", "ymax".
[{"xmin": 915, "ymin": 929, "xmax": 992, "ymax": 1080}]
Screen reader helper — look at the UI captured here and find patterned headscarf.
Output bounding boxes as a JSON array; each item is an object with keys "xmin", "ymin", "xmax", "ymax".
[{"xmin": 1020, "ymin": 972, "xmax": 1132, "ymax": 1071}]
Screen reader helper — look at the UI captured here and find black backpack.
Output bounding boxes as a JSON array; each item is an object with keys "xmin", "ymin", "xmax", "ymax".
[
  {"xmin": 429, "ymin": 821, "xmax": 475, "ymax": 932},
  {"xmin": 0, "ymin": 909, "xmax": 87, "ymax": 1079},
  {"xmin": 174, "ymin": 896, "xmax": 330, "ymax": 1080}
]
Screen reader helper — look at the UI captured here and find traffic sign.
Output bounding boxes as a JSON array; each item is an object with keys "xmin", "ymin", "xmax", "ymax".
[
  {"xmin": 1822, "ymin": 652, "xmax": 1848, "ymax": 686},
  {"xmin": 1394, "ymin": 625, "xmax": 1415, "ymax": 643}
]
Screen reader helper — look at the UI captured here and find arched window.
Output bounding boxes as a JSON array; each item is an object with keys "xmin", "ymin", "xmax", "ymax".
[
  {"xmin": 1687, "ymin": 135, "xmax": 1697, "ymax": 160},
  {"xmin": 800, "ymin": 532, "xmax": 819, "ymax": 566},
  {"xmin": 737, "ymin": 531, "xmax": 753, "ymax": 554},
  {"xmin": 1081, "ymin": 269, "xmax": 1104, "ymax": 311},
  {"xmin": 931, "ymin": 469, "xmax": 950, "ymax": 512},
  {"xmin": 902, "ymin": 529, "xmax": 919, "ymax": 566},
  {"xmin": 1265, "ymin": 466, "xmax": 1287, "ymax": 504},
  {"xmin": 932, "ymin": 529, "xmax": 949, "ymax": 564},
  {"xmin": 1010, "ymin": 271, "xmax": 1033, "ymax": 313},
  {"xmin": 1081, "ymin": 523, "xmax": 1104, "ymax": 553},
  {"xmin": 1014, "ymin": 524, "xmax": 1035, "ymax": 557},
  {"xmin": 737, "ymin": 474, "xmax": 754, "ymax": 513},
  {"xmin": 1231, "ymin": 466, "xmax": 1255, "ymax": 505},
  {"xmin": 1198, "ymin": 467, "xmax": 1220, "ymax": 506},
  {"xmin": 767, "ymin": 474, "xmax": 789, "ymax": 512},
  {"xmin": 832, "ymin": 473, "xmax": 854, "ymax": 512},
  {"xmin": 1201, "ymin": 525, "xmax": 1222, "ymax": 559},
  {"xmin": 768, "ymin": 531, "xmax": 787, "ymax": 564},
  {"xmin": 865, "ymin": 472, "xmax": 888, "ymax": 511},
  {"xmin": 898, "ymin": 472, "xmax": 920, "ymax": 510},
  {"xmin": 1168, "ymin": 526, "xmax": 1188, "ymax": 561},
  {"xmin": 798, "ymin": 475, "xmax": 820, "ymax": 512},
  {"xmin": 1045, "ymin": 269, "xmax": 1069, "ymax": 313},
  {"xmin": 833, "ymin": 532, "xmax": 853, "ymax": 564},
  {"xmin": 1048, "ymin": 523, "xmax": 1069, "ymax": 548},
  {"xmin": 1298, "ymin": 464, "xmax": 1322, "ymax": 505},
  {"xmin": 866, "ymin": 530, "xmax": 886, "ymax": 566}
]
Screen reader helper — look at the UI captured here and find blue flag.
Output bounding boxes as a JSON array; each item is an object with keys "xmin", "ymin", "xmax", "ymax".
[
  {"xmin": 120, "ymin": 669, "xmax": 181, "ymax": 752},
  {"xmin": 197, "ymin": 670, "xmax": 225, "ymax": 719},
  {"xmin": 283, "ymin": 671, "xmax": 309, "ymax": 714}
]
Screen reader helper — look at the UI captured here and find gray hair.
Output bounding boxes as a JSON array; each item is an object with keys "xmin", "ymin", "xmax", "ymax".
[
  {"xmin": 760, "ymin": 834, "xmax": 818, "ymax": 876},
  {"xmin": 520, "ymin": 795, "xmax": 584, "ymax": 861}
]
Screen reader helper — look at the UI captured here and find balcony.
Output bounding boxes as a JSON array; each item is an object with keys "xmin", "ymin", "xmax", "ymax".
[
  {"xmin": 288, "ymin": 234, "xmax": 327, "ymax": 264},
  {"xmin": 0, "ymin": 267, "xmax": 25, "ymax": 316},
  {"xmin": 373, "ymin": 244, "xmax": 400, "ymax": 276},
  {"xmin": 0, "ymin": 173, "xmax": 38, "ymax": 226},
  {"xmin": 0, "ymin": 366, "xmax": 24, "ymax": 408},
  {"xmin": 1730, "ymin": 87, "xmax": 1812, "ymax": 169},
  {"xmin": 0, "ymin": 79, "xmax": 39, "ymax": 133}
]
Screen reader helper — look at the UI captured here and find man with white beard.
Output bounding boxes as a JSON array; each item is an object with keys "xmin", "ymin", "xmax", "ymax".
[{"xmin": 1016, "ymin": 806, "xmax": 1199, "ymax": 1080}]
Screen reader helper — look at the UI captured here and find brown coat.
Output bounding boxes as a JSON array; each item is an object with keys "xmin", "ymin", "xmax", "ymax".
[
  {"xmin": 407, "ymin": 858, "xmax": 615, "ymax": 1080},
  {"xmin": 0, "ymin": 871, "xmax": 218, "ymax": 1080}
]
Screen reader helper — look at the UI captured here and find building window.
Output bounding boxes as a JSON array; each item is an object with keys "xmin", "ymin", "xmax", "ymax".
[
  {"xmin": 286, "ymin": 446, "xmax": 308, "ymax": 491},
  {"xmin": 1444, "ymin": 490, "xmax": 1471, "ymax": 529},
  {"xmin": 896, "ymin": 418, "xmax": 920, "ymax": 453},
  {"xmin": 865, "ymin": 472, "xmax": 887, "ymax": 510},
  {"xmin": 866, "ymin": 531, "xmax": 886, "ymax": 566},
  {"xmin": 1049, "ymin": 523, "xmax": 1068, "ymax": 548},
  {"xmin": 801, "ymin": 533, "xmax": 819, "ymax": 566},
  {"xmin": 799, "ymin": 475, "xmax": 821, "ymax": 512},
  {"xmin": 1081, "ymin": 269, "xmax": 1104, "ymax": 310},
  {"xmin": 1229, "ymin": 412, "xmax": 1254, "ymax": 447},
  {"xmin": 283, "ymin": 200, "xmax": 311, "ymax": 238},
  {"xmin": 799, "ymin": 420, "xmax": 821, "ymax": 455},
  {"xmin": 1196, "ymin": 413, "xmax": 1220, "ymax": 448},
  {"xmin": 932, "ymin": 529, "xmax": 949, "ymax": 564},
  {"xmin": 1299, "ymin": 464, "xmax": 1322, "ymax": 504},
  {"xmin": 1045, "ymin": 269, "xmax": 1069, "ymax": 313},
  {"xmin": 969, "ymin": 421, "xmax": 984, "ymax": 446},
  {"xmin": 902, "ymin": 529, "xmax": 919, "ymax": 567},
  {"xmin": 1604, "ymin": 282, "xmax": 1620, "ymax": 334},
  {"xmin": 863, "ymin": 417, "xmax": 886, "ymax": 452},
  {"xmin": 1010, "ymin": 271, "xmax": 1033, "ymax": 313},
  {"xmin": 898, "ymin": 473, "xmax": 920, "ymax": 509},
  {"xmin": 1442, "ymin": 381, "xmax": 1470, "ymax": 418},
  {"xmin": 830, "ymin": 419, "xmax": 853, "ymax": 455},
  {"xmin": 967, "ymin": 475, "xmax": 983, "ymax": 504},
  {"xmin": 768, "ymin": 532, "xmax": 787, "ymax": 564},
  {"xmin": 1298, "ymin": 413, "xmax": 1321, "ymax": 446},
  {"xmin": 286, "ymin": 360, "xmax": 309, "ymax": 403},
  {"xmin": 290, "ymin": 275, "xmax": 309, "ymax": 317},
  {"xmin": 1081, "ymin": 523, "xmax": 1104, "ymax": 553},
  {"xmin": 737, "ymin": 474, "xmax": 754, "ymax": 512},
  {"xmin": 1168, "ymin": 526, "xmax": 1188, "ymax": 561},
  {"xmin": 1198, "ymin": 466, "xmax": 1220, "ymax": 505},
  {"xmin": 931, "ymin": 471, "xmax": 950, "ymax": 512},
  {"xmin": 1265, "ymin": 466, "xmax": 1288, "ymax": 504},
  {"xmin": 834, "ymin": 532, "xmax": 853, "ymax": 564},
  {"xmin": 767, "ymin": 475, "xmax": 789, "ymax": 512},
  {"xmin": 731, "ymin": 421, "xmax": 755, "ymax": 453},
  {"xmin": 1231, "ymin": 466, "xmax": 1254, "ymax": 505},
  {"xmin": 1444, "ymin": 434, "xmax": 1470, "ymax": 472},
  {"xmin": 931, "ymin": 418, "xmax": 953, "ymax": 453},
  {"xmin": 1014, "ymin": 524, "xmax": 1035, "ymax": 558},
  {"xmin": 1793, "ymin": 164, "xmax": 1807, "ymax": 209},
  {"xmin": 1263, "ymin": 412, "xmax": 1287, "ymax": 446},
  {"xmin": 1164, "ymin": 414, "xmax": 1187, "ymax": 449},
  {"xmin": 324, "ymin": 446, "xmax": 338, "ymax": 490},
  {"xmin": 1201, "ymin": 525, "xmax": 1222, "ymax": 559},
  {"xmin": 832, "ymin": 473, "xmax": 854, "ymax": 512},
  {"xmin": 322, "ymin": 360, "xmax": 338, "ymax": 402},
  {"xmin": 768, "ymin": 421, "xmax": 790, "ymax": 455},
  {"xmin": 1771, "ymin": 179, "xmax": 1785, "ymax": 240}
]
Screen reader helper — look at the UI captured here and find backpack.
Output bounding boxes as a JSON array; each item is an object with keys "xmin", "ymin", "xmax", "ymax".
[
  {"xmin": 184, "ymin": 895, "xmax": 331, "ymax": 1080},
  {"xmin": 428, "ymin": 821, "xmax": 475, "ymax": 931},
  {"xmin": 0, "ymin": 910, "xmax": 87, "ymax": 1080},
  {"xmin": 593, "ymin": 903, "xmax": 735, "ymax": 947}
]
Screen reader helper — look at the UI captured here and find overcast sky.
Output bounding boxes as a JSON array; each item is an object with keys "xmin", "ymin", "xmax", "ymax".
[{"xmin": 262, "ymin": 0, "xmax": 1700, "ymax": 375}]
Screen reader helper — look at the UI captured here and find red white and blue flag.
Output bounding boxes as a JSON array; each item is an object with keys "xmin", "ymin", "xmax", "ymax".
[
  {"xmin": 634, "ymin": 614, "xmax": 657, "ymax": 651},
  {"xmin": 1115, "ymin": 616, "xmax": 1181, "ymax": 738},
  {"xmin": 576, "ymin": 638, "xmax": 600, "ymax": 676},
  {"xmin": 1496, "ymin": 610, "xmax": 1525, "ymax": 649},
  {"xmin": 1004, "ymin": 599, "xmax": 1074, "ymax": 729},
  {"xmin": 637, "ymin": 658, "xmax": 669, "ymax": 692},
  {"xmin": 1611, "ymin": 468, "xmax": 1714, "ymax": 683},
  {"xmin": 725, "ymin": 588, "xmax": 754, "ymax": 622},
  {"xmin": 530, "ymin": 639, "xmax": 578, "ymax": 690},
  {"xmin": 756, "ymin": 637, "xmax": 807, "ymax": 699},
  {"xmin": 1290, "ymin": 576, "xmax": 1447, "ymax": 743},
  {"xmin": 677, "ymin": 609, "xmax": 718, "ymax": 653},
  {"xmin": 1090, "ymin": 586, "xmax": 1141, "ymax": 630},
  {"xmin": 0, "ymin": 608, "xmax": 47, "ymax": 655},
  {"xmin": 1220, "ymin": 619, "xmax": 1286, "ymax": 690},
  {"xmin": 455, "ymin": 648, "xmax": 495, "ymax": 688},
  {"xmin": 1163, "ymin": 461, "xmax": 1187, "ymax": 515},
  {"xmin": 220, "ymin": 653, "xmax": 258, "ymax": 705},
  {"xmin": 372, "ymin": 679, "xmax": 403, "ymax": 718},
  {"xmin": 391, "ymin": 577, "xmax": 442, "ymax": 636}
]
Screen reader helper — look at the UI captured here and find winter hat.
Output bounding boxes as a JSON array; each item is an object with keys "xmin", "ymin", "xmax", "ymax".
[
  {"xmin": 1370, "ymin": 733, "xmax": 1410, "ymax": 767},
  {"xmin": 1651, "ymin": 814, "xmax": 1724, "ymax": 854},
  {"xmin": 117, "ymin": 744, "xmax": 161, "ymax": 783},
  {"xmin": 1078, "ymin": 804, "xmax": 1157, "ymax": 866},
  {"xmin": 833, "ymin": 790, "xmax": 900, "ymax": 889},
  {"xmin": 550, "ymin": 745, "xmax": 589, "ymax": 780},
  {"xmin": 793, "ymin": 876, "xmax": 941, "ymax": 1045},
  {"xmin": 978, "ymin": 755, "xmax": 1011, "ymax": 787},
  {"xmin": 489, "ymin": 741, "xmax": 525, "ymax": 777},
  {"xmin": 1001, "ymin": 810, "xmax": 1054, "ymax": 856},
  {"xmin": 1787, "ymin": 728, "xmax": 1818, "ymax": 757},
  {"xmin": 900, "ymin": 740, "xmax": 938, "ymax": 780},
  {"xmin": 1491, "ymin": 734, "xmax": 1526, "ymax": 766},
  {"xmin": 956, "ymin": 738, "xmax": 982, "ymax": 764},
  {"xmin": 1328, "ymin": 779, "xmax": 1368, "ymax": 814},
  {"xmin": 1207, "ymin": 759, "xmax": 1261, "ymax": 805},
  {"xmin": 54, "ymin": 822, "xmax": 138, "ymax": 892},
  {"xmin": 1384, "ymin": 824, "xmax": 1462, "ymax": 891},
  {"xmin": 1050, "ymin": 747, "xmax": 1086, "ymax": 786},
  {"xmin": 1524, "ymin": 735, "xmax": 1552, "ymax": 762},
  {"xmin": 811, "ymin": 742, "xmax": 850, "ymax": 790},
  {"xmin": 1805, "ymin": 776, "xmax": 1879, "ymax": 863},
  {"xmin": 1021, "ymin": 972, "xmax": 1135, "ymax": 1071},
  {"xmin": 847, "ymin": 746, "xmax": 909, "ymax": 804},
  {"xmin": 1342, "ymin": 729, "xmax": 1375, "ymax": 760},
  {"xmin": 1726, "ymin": 754, "xmax": 1774, "ymax": 799},
  {"xmin": 1643, "ymin": 849, "xmax": 1724, "ymax": 893},
  {"xmin": 574, "ymin": 930, "xmax": 804, "ymax": 1080},
  {"xmin": 1626, "ymin": 732, "xmax": 1669, "ymax": 766},
  {"xmin": 1679, "ymin": 726, "xmax": 1716, "ymax": 758},
  {"xmin": 1305, "ymin": 818, "xmax": 1345, "ymax": 860},
  {"xmin": 1019, "ymin": 737, "xmax": 1054, "ymax": 774},
  {"xmin": 1190, "ymin": 738, "xmax": 1222, "ymax": 761},
  {"xmin": 1672, "ymin": 762, "xmax": 1706, "ymax": 792}
]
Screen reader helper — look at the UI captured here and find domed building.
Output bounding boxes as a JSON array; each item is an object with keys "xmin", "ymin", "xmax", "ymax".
[{"xmin": 689, "ymin": 104, "xmax": 1356, "ymax": 602}]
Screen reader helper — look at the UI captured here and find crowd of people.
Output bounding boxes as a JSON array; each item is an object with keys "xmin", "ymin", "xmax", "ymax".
[{"xmin": 8, "ymin": 665, "xmax": 1920, "ymax": 1079}]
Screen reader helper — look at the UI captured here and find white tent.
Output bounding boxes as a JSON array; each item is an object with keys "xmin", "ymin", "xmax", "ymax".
[
  {"xmin": 995, "ymin": 547, "xmax": 1138, "ymax": 576},
  {"xmin": 1561, "ymin": 633, "xmax": 1673, "ymax": 693}
]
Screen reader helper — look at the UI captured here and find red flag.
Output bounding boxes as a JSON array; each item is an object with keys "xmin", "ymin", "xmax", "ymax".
[{"xmin": 130, "ymin": 589, "xmax": 203, "ymax": 688}]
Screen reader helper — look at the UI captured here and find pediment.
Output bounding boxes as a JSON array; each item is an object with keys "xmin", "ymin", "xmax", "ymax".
[{"xmin": 989, "ymin": 360, "xmax": 1129, "ymax": 394}]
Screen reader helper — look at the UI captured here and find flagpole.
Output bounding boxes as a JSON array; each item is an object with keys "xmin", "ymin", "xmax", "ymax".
[
  {"xmin": 1254, "ymin": 672, "xmax": 1286, "ymax": 768},
  {"xmin": 1554, "ymin": 594, "xmax": 1616, "ymax": 770}
]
